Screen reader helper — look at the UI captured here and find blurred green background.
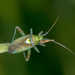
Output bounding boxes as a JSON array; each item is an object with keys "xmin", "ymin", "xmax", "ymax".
[{"xmin": 0, "ymin": 0, "xmax": 75, "ymax": 75}]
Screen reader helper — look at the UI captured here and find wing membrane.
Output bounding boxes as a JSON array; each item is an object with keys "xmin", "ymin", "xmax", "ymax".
[{"xmin": 0, "ymin": 43, "xmax": 10, "ymax": 53}]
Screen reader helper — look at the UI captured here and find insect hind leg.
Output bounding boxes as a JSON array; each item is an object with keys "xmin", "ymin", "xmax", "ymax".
[
  {"xmin": 12, "ymin": 26, "xmax": 25, "ymax": 42},
  {"xmin": 39, "ymin": 43, "xmax": 46, "ymax": 47}
]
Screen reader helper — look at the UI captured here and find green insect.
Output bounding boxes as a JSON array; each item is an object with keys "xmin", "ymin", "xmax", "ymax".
[{"xmin": 0, "ymin": 13, "xmax": 75, "ymax": 61}]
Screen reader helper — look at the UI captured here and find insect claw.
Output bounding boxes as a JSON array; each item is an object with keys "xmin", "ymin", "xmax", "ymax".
[
  {"xmin": 16, "ymin": 26, "xmax": 19, "ymax": 28},
  {"xmin": 26, "ymin": 59, "xmax": 28, "ymax": 61}
]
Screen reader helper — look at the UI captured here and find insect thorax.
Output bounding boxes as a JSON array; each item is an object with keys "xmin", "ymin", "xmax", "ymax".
[
  {"xmin": 25, "ymin": 35, "xmax": 43, "ymax": 45},
  {"xmin": 8, "ymin": 34, "xmax": 44, "ymax": 53}
]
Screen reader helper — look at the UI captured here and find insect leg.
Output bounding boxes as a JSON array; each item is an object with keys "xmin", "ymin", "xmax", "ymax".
[
  {"xmin": 30, "ymin": 34, "xmax": 40, "ymax": 53},
  {"xmin": 38, "ymin": 31, "xmax": 43, "ymax": 35},
  {"xmin": 30, "ymin": 28, "xmax": 40, "ymax": 53},
  {"xmin": 30, "ymin": 28, "xmax": 33, "ymax": 34},
  {"xmin": 23, "ymin": 51, "xmax": 26, "ymax": 60},
  {"xmin": 34, "ymin": 46, "xmax": 40, "ymax": 53},
  {"xmin": 26, "ymin": 49, "xmax": 31, "ymax": 61},
  {"xmin": 23, "ymin": 49, "xmax": 31, "ymax": 61},
  {"xmin": 12, "ymin": 26, "xmax": 25, "ymax": 42},
  {"xmin": 39, "ymin": 43, "xmax": 46, "ymax": 47},
  {"xmin": 30, "ymin": 28, "xmax": 34, "ymax": 44},
  {"xmin": 16, "ymin": 26, "xmax": 25, "ymax": 36}
]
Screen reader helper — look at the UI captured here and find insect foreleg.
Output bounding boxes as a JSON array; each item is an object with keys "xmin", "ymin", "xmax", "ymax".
[{"xmin": 12, "ymin": 26, "xmax": 25, "ymax": 42}]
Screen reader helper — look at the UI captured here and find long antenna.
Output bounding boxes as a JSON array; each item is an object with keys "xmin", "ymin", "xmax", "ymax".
[
  {"xmin": 42, "ymin": 10, "xmax": 61, "ymax": 36},
  {"xmin": 51, "ymin": 40, "xmax": 75, "ymax": 55}
]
